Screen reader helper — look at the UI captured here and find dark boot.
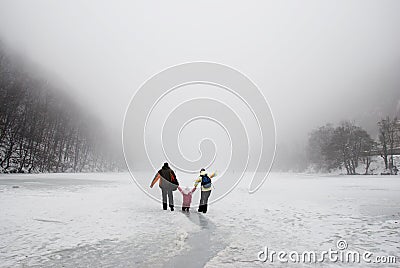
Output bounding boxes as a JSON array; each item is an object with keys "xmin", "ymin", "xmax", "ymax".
[
  {"xmin": 163, "ymin": 203, "xmax": 167, "ymax": 210},
  {"xmin": 203, "ymin": 204, "xmax": 207, "ymax": 213},
  {"xmin": 170, "ymin": 205, "xmax": 174, "ymax": 211},
  {"xmin": 198, "ymin": 205, "xmax": 203, "ymax": 212}
]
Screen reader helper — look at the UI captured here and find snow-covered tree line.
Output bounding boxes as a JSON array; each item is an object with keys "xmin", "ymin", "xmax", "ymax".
[
  {"xmin": 0, "ymin": 45, "xmax": 124, "ymax": 173},
  {"xmin": 378, "ymin": 117, "xmax": 400, "ymax": 172},
  {"xmin": 308, "ymin": 119, "xmax": 400, "ymax": 175}
]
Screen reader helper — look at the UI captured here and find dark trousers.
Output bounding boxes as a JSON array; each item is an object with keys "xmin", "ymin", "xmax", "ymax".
[
  {"xmin": 198, "ymin": 190, "xmax": 211, "ymax": 213},
  {"xmin": 161, "ymin": 187, "xmax": 174, "ymax": 209}
]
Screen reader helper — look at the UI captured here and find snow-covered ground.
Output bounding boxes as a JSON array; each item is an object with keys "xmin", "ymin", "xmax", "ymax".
[{"xmin": 0, "ymin": 172, "xmax": 399, "ymax": 267}]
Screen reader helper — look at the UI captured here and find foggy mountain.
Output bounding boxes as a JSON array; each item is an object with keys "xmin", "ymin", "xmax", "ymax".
[{"xmin": 0, "ymin": 42, "xmax": 124, "ymax": 173}]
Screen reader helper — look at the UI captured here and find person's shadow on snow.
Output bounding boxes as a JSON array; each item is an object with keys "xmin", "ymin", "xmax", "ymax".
[{"xmin": 183, "ymin": 211, "xmax": 214, "ymax": 230}]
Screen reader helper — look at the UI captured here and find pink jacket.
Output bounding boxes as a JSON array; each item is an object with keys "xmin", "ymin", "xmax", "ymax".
[{"xmin": 178, "ymin": 186, "xmax": 196, "ymax": 207}]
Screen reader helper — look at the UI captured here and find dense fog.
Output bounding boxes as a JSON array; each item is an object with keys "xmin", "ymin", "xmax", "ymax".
[{"xmin": 1, "ymin": 1, "xmax": 400, "ymax": 171}]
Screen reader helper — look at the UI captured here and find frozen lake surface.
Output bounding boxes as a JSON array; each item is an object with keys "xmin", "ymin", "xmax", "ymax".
[{"xmin": 0, "ymin": 172, "xmax": 399, "ymax": 267}]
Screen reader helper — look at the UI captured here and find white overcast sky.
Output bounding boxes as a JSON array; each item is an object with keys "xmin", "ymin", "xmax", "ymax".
[{"xmin": 0, "ymin": 0, "xmax": 400, "ymax": 144}]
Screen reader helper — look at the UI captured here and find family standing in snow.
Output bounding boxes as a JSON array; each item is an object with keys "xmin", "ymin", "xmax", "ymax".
[{"xmin": 150, "ymin": 163, "xmax": 216, "ymax": 213}]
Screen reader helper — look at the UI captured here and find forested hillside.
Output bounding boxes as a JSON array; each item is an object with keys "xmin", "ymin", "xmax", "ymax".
[{"xmin": 0, "ymin": 44, "xmax": 124, "ymax": 173}]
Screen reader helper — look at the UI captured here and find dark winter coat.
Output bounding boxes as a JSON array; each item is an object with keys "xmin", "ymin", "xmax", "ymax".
[{"xmin": 150, "ymin": 165, "xmax": 178, "ymax": 190}]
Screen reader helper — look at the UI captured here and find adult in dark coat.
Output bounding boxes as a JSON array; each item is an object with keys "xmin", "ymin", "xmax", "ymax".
[{"xmin": 150, "ymin": 162, "xmax": 178, "ymax": 211}]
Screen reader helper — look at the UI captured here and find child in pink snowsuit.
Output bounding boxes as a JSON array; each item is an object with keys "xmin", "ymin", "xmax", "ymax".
[{"xmin": 178, "ymin": 186, "xmax": 197, "ymax": 212}]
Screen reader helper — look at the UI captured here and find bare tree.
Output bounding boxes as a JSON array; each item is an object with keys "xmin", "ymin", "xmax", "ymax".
[
  {"xmin": 308, "ymin": 121, "xmax": 374, "ymax": 175},
  {"xmin": 378, "ymin": 117, "xmax": 400, "ymax": 174}
]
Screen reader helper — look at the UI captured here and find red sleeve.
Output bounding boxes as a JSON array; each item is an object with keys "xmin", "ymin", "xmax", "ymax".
[
  {"xmin": 191, "ymin": 187, "xmax": 196, "ymax": 193},
  {"xmin": 178, "ymin": 186, "xmax": 183, "ymax": 193}
]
